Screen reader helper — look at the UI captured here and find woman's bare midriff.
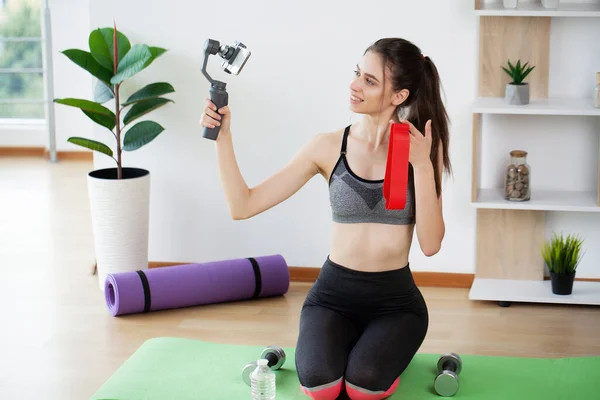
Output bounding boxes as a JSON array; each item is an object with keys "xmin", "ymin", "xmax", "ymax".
[
  {"xmin": 314, "ymin": 127, "xmax": 415, "ymax": 273},
  {"xmin": 328, "ymin": 222, "xmax": 414, "ymax": 272}
]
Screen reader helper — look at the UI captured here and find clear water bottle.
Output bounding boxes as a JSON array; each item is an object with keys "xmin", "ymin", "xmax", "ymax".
[{"xmin": 250, "ymin": 358, "xmax": 276, "ymax": 400}]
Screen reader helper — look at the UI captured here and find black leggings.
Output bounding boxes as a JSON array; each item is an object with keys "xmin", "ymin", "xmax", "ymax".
[{"xmin": 295, "ymin": 257, "xmax": 429, "ymax": 399}]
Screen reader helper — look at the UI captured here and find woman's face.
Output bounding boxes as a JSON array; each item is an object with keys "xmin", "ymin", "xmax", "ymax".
[{"xmin": 349, "ymin": 51, "xmax": 407, "ymax": 116}]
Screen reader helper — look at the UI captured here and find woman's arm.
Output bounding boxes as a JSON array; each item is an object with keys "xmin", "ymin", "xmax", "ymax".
[
  {"xmin": 399, "ymin": 118, "xmax": 445, "ymax": 256},
  {"xmin": 215, "ymin": 132, "xmax": 322, "ymax": 220},
  {"xmin": 413, "ymin": 143, "xmax": 445, "ymax": 256},
  {"xmin": 202, "ymin": 99, "xmax": 323, "ymax": 220}
]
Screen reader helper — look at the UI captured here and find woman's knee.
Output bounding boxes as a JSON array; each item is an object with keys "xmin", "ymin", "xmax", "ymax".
[
  {"xmin": 299, "ymin": 375, "xmax": 344, "ymax": 400},
  {"xmin": 344, "ymin": 367, "xmax": 400, "ymax": 400},
  {"xmin": 295, "ymin": 304, "xmax": 359, "ymax": 399},
  {"xmin": 295, "ymin": 343, "xmax": 345, "ymax": 400},
  {"xmin": 345, "ymin": 376, "xmax": 400, "ymax": 400}
]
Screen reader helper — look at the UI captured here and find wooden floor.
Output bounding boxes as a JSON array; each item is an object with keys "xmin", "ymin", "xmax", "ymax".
[{"xmin": 1, "ymin": 156, "xmax": 599, "ymax": 400}]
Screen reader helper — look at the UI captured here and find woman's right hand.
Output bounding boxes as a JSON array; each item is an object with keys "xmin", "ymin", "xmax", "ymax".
[{"xmin": 200, "ymin": 98, "xmax": 231, "ymax": 136}]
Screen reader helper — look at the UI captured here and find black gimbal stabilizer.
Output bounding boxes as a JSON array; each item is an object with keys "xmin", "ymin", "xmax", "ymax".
[{"xmin": 201, "ymin": 39, "xmax": 251, "ymax": 140}]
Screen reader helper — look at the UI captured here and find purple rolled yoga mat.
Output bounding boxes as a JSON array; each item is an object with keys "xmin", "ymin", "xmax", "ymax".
[{"xmin": 104, "ymin": 254, "xmax": 290, "ymax": 316}]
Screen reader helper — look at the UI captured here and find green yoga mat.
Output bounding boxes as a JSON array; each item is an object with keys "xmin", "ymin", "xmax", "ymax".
[{"xmin": 91, "ymin": 337, "xmax": 600, "ymax": 399}]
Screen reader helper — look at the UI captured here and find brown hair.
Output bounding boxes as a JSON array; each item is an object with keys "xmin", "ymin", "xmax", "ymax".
[{"xmin": 365, "ymin": 38, "xmax": 451, "ymax": 197}]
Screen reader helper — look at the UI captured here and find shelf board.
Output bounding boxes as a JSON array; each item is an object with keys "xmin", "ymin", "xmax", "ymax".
[
  {"xmin": 472, "ymin": 188, "xmax": 600, "ymax": 212},
  {"xmin": 475, "ymin": 1, "xmax": 600, "ymax": 17},
  {"xmin": 469, "ymin": 278, "xmax": 600, "ymax": 305},
  {"xmin": 472, "ymin": 97, "xmax": 600, "ymax": 116}
]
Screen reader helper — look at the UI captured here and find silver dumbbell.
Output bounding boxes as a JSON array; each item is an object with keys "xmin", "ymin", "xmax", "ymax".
[
  {"xmin": 241, "ymin": 346, "xmax": 286, "ymax": 386},
  {"xmin": 434, "ymin": 352, "xmax": 462, "ymax": 397}
]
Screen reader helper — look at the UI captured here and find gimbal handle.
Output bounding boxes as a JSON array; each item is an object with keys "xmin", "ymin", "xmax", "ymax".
[{"xmin": 202, "ymin": 39, "xmax": 228, "ymax": 140}]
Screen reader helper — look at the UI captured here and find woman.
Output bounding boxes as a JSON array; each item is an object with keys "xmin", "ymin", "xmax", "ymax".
[{"xmin": 201, "ymin": 37, "xmax": 451, "ymax": 400}]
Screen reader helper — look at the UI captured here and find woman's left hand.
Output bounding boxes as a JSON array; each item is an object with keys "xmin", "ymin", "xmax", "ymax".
[{"xmin": 399, "ymin": 119, "xmax": 433, "ymax": 169}]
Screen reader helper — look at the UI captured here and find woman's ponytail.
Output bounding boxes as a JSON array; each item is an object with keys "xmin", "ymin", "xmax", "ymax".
[
  {"xmin": 366, "ymin": 38, "xmax": 452, "ymax": 198},
  {"xmin": 409, "ymin": 56, "xmax": 451, "ymax": 198}
]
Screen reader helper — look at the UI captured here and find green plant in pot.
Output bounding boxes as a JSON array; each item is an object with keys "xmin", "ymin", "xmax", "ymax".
[
  {"xmin": 54, "ymin": 23, "xmax": 175, "ymax": 290},
  {"xmin": 502, "ymin": 59, "xmax": 535, "ymax": 105},
  {"xmin": 541, "ymin": 233, "xmax": 585, "ymax": 295}
]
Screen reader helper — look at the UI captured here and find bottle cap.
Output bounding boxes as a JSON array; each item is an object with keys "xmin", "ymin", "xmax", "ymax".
[
  {"xmin": 257, "ymin": 359, "xmax": 268, "ymax": 366},
  {"xmin": 510, "ymin": 150, "xmax": 527, "ymax": 157}
]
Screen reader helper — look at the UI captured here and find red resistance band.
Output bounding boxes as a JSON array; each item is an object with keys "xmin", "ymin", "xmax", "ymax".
[{"xmin": 383, "ymin": 123, "xmax": 410, "ymax": 210}]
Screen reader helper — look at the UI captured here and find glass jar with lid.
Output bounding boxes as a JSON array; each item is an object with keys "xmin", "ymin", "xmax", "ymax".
[{"xmin": 504, "ymin": 150, "xmax": 530, "ymax": 201}]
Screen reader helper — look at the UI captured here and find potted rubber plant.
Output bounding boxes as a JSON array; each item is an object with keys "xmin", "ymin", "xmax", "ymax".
[
  {"xmin": 541, "ymin": 232, "xmax": 585, "ymax": 295},
  {"xmin": 502, "ymin": 59, "xmax": 535, "ymax": 105},
  {"xmin": 54, "ymin": 23, "xmax": 175, "ymax": 290}
]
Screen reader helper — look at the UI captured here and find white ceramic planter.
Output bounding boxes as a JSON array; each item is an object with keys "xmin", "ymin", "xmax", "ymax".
[
  {"xmin": 88, "ymin": 167, "xmax": 150, "ymax": 291},
  {"xmin": 505, "ymin": 83, "xmax": 530, "ymax": 105},
  {"xmin": 503, "ymin": 0, "xmax": 518, "ymax": 8}
]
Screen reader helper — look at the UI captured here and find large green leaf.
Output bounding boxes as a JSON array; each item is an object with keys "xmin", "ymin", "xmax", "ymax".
[
  {"xmin": 67, "ymin": 137, "xmax": 113, "ymax": 158},
  {"xmin": 54, "ymin": 98, "xmax": 115, "ymax": 117},
  {"xmin": 89, "ymin": 27, "xmax": 131, "ymax": 72},
  {"xmin": 61, "ymin": 49, "xmax": 113, "ymax": 86},
  {"xmin": 110, "ymin": 45, "xmax": 167, "ymax": 85},
  {"xmin": 122, "ymin": 82, "xmax": 175, "ymax": 106},
  {"xmin": 82, "ymin": 110, "xmax": 116, "ymax": 131},
  {"xmin": 149, "ymin": 46, "xmax": 166, "ymax": 60},
  {"xmin": 123, "ymin": 97, "xmax": 173, "ymax": 126},
  {"xmin": 54, "ymin": 98, "xmax": 116, "ymax": 131},
  {"xmin": 94, "ymin": 80, "xmax": 114, "ymax": 104},
  {"xmin": 146, "ymin": 47, "xmax": 167, "ymax": 72},
  {"xmin": 123, "ymin": 120, "xmax": 164, "ymax": 151},
  {"xmin": 110, "ymin": 44, "xmax": 152, "ymax": 84}
]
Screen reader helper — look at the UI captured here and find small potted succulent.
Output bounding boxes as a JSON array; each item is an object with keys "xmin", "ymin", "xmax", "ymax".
[
  {"xmin": 541, "ymin": 232, "xmax": 585, "ymax": 295},
  {"xmin": 502, "ymin": 59, "xmax": 535, "ymax": 105}
]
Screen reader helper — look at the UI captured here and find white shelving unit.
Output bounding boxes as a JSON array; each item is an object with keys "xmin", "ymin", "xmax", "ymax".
[
  {"xmin": 475, "ymin": 2, "xmax": 600, "ymax": 17},
  {"xmin": 470, "ymin": 279, "xmax": 600, "ymax": 305},
  {"xmin": 472, "ymin": 97, "xmax": 600, "ymax": 116},
  {"xmin": 472, "ymin": 188, "xmax": 600, "ymax": 212},
  {"xmin": 470, "ymin": 0, "xmax": 600, "ymax": 307}
]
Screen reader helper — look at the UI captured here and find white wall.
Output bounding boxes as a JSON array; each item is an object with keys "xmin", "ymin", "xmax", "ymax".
[
  {"xmin": 0, "ymin": 0, "xmax": 92, "ymax": 151},
  {"xmin": 82, "ymin": 0, "xmax": 598, "ymax": 277},
  {"xmin": 86, "ymin": 0, "xmax": 478, "ymax": 273}
]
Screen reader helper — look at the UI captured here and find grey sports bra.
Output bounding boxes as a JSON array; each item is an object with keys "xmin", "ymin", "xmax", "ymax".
[{"xmin": 328, "ymin": 125, "xmax": 415, "ymax": 225}]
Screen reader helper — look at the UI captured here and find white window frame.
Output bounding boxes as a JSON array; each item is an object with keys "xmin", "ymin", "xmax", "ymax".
[{"xmin": 0, "ymin": 0, "xmax": 56, "ymax": 161}]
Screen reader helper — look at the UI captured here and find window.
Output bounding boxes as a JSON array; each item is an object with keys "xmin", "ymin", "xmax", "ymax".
[{"xmin": 0, "ymin": 0, "xmax": 44, "ymax": 120}]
